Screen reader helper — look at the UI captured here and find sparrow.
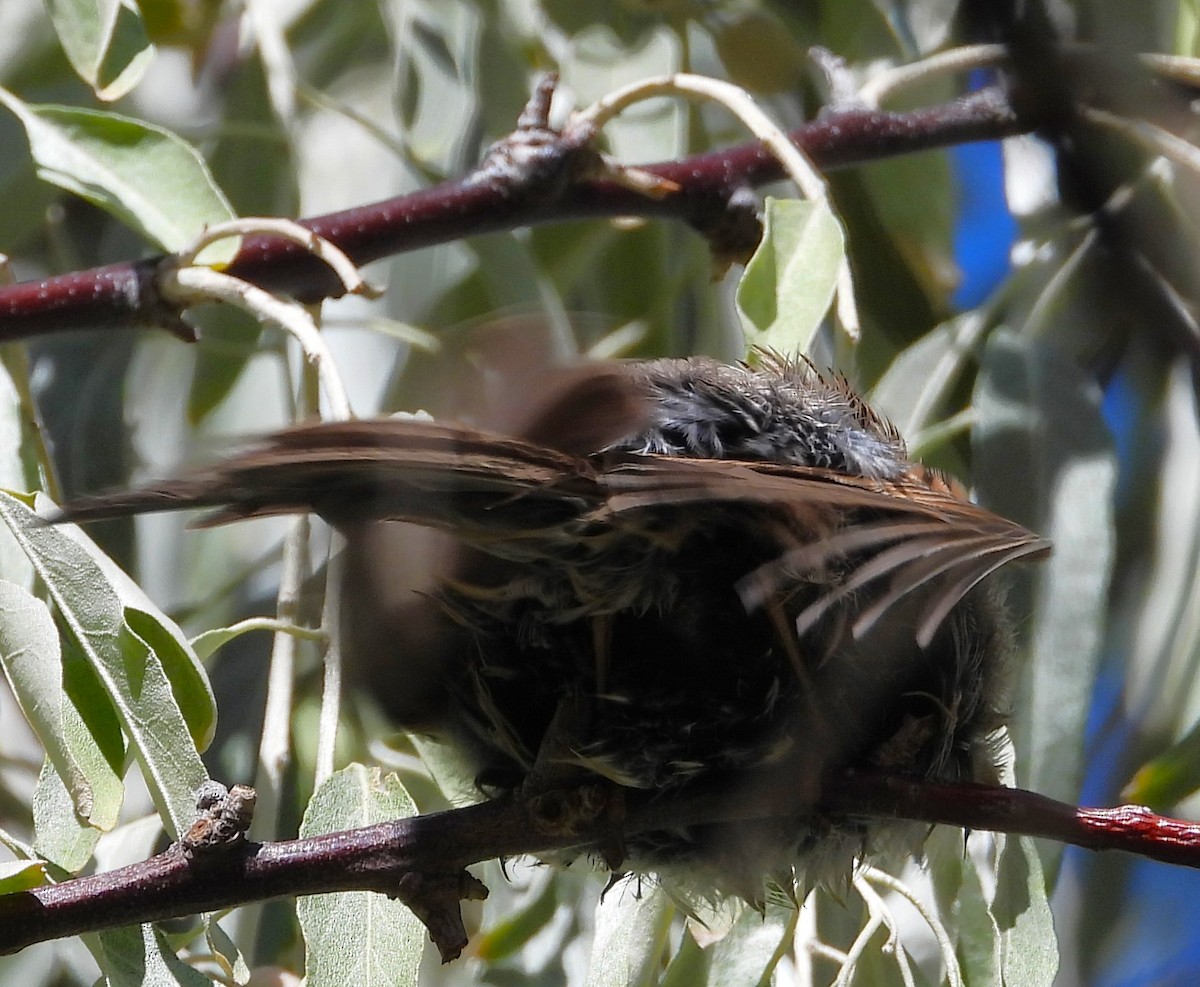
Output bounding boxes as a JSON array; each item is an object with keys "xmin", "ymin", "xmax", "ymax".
[{"xmin": 52, "ymin": 353, "xmax": 1049, "ymax": 899}]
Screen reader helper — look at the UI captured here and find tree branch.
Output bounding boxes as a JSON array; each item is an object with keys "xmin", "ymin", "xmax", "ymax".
[
  {"xmin": 2, "ymin": 768, "xmax": 1197, "ymax": 962},
  {"xmin": 0, "ymin": 87, "xmax": 1025, "ymax": 344}
]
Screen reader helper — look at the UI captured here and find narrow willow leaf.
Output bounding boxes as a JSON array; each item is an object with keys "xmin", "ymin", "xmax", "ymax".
[
  {"xmin": 0, "ymin": 492, "xmax": 210, "ymax": 838},
  {"xmin": 992, "ymin": 836, "xmax": 1059, "ymax": 986},
  {"xmin": 0, "ymin": 858, "xmax": 49, "ymax": 894},
  {"xmin": 736, "ymin": 196, "xmax": 845, "ymax": 356},
  {"xmin": 871, "ymin": 311, "xmax": 989, "ymax": 442},
  {"xmin": 473, "ymin": 877, "xmax": 557, "ymax": 962},
  {"xmin": 298, "ymin": 765, "xmax": 423, "ymax": 987},
  {"xmin": 659, "ymin": 930, "xmax": 709, "ymax": 987},
  {"xmin": 0, "ymin": 90, "xmax": 236, "ymax": 260},
  {"xmin": 125, "ymin": 608, "xmax": 216, "ymax": 751},
  {"xmin": 1120, "ymin": 359, "xmax": 1200, "ymax": 807},
  {"xmin": 953, "ymin": 848, "xmax": 1002, "ymax": 987},
  {"xmin": 92, "ymin": 924, "xmax": 212, "ymax": 987},
  {"xmin": 45, "ymin": 0, "xmax": 154, "ymax": 100},
  {"xmin": 584, "ymin": 876, "xmax": 673, "ymax": 987},
  {"xmin": 858, "ymin": 149, "xmax": 956, "ymax": 305},
  {"xmin": 0, "ymin": 580, "xmax": 123, "ymax": 830},
  {"xmin": 1124, "ymin": 716, "xmax": 1200, "ymax": 807},
  {"xmin": 705, "ymin": 902, "xmax": 796, "ymax": 987},
  {"xmin": 0, "ymin": 359, "xmax": 35, "ymax": 591},
  {"xmin": 972, "ymin": 330, "xmax": 1115, "ymax": 878},
  {"xmin": 33, "ymin": 759, "xmax": 103, "ymax": 874},
  {"xmin": 93, "ymin": 815, "xmax": 165, "ymax": 873},
  {"xmin": 206, "ymin": 918, "xmax": 251, "ymax": 986},
  {"xmin": 47, "ymin": 505, "xmax": 216, "ymax": 750}
]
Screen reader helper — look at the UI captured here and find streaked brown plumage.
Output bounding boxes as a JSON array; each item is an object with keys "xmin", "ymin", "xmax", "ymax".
[{"xmin": 52, "ymin": 354, "xmax": 1048, "ymax": 898}]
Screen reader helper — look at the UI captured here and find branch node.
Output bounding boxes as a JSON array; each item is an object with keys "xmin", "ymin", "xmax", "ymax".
[
  {"xmin": 469, "ymin": 73, "xmax": 679, "ymax": 205},
  {"xmin": 180, "ymin": 782, "xmax": 258, "ymax": 855},
  {"xmin": 394, "ymin": 870, "xmax": 489, "ymax": 964},
  {"xmin": 691, "ymin": 184, "xmax": 764, "ymax": 276}
]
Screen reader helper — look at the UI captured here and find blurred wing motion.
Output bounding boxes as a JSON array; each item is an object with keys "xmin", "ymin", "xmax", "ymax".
[
  {"xmin": 51, "ymin": 418, "xmax": 608, "ymax": 534},
  {"xmin": 50, "ymin": 417, "xmax": 1049, "ymax": 640}
]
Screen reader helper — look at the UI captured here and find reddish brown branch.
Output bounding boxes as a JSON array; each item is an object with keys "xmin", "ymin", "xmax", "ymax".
[
  {"xmin": 822, "ymin": 772, "xmax": 1200, "ymax": 867},
  {"xmin": 0, "ymin": 87, "xmax": 1025, "ymax": 343},
  {"xmin": 2, "ymin": 770, "xmax": 1197, "ymax": 961}
]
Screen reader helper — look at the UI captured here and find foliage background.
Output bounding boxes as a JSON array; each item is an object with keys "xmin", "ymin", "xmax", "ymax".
[{"xmin": 0, "ymin": 0, "xmax": 1197, "ymax": 984}]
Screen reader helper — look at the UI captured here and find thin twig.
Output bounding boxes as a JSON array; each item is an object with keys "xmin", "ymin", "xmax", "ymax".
[{"xmin": 160, "ymin": 267, "xmax": 353, "ymax": 420}]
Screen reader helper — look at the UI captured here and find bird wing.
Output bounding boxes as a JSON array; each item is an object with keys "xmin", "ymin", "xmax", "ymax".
[
  {"xmin": 48, "ymin": 418, "xmax": 608, "ymax": 536},
  {"xmin": 50, "ymin": 418, "xmax": 1048, "ymax": 646}
]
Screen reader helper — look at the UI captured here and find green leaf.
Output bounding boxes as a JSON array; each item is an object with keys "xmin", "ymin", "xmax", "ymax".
[
  {"xmin": 735, "ymin": 196, "xmax": 844, "ymax": 356},
  {"xmin": 972, "ymin": 330, "xmax": 1115, "ymax": 878},
  {"xmin": 0, "ymin": 358, "xmax": 37, "ymax": 591},
  {"xmin": 0, "ymin": 580, "xmax": 123, "ymax": 831},
  {"xmin": 870, "ymin": 311, "xmax": 988, "ymax": 442},
  {"xmin": 0, "ymin": 492, "xmax": 210, "ymax": 838},
  {"xmin": 705, "ymin": 902, "xmax": 796, "ymax": 987},
  {"xmin": 0, "ymin": 90, "xmax": 236, "ymax": 259},
  {"xmin": 33, "ymin": 758, "xmax": 103, "ymax": 874},
  {"xmin": 0, "ymin": 858, "xmax": 49, "ymax": 894},
  {"xmin": 205, "ymin": 918, "xmax": 251, "ymax": 986},
  {"xmin": 45, "ymin": 0, "xmax": 154, "ymax": 100},
  {"xmin": 583, "ymin": 877, "xmax": 673, "ymax": 987},
  {"xmin": 992, "ymin": 837, "xmax": 1059, "ymax": 986},
  {"xmin": 45, "ymin": 507, "xmax": 217, "ymax": 751},
  {"xmin": 939, "ymin": 836, "xmax": 1002, "ymax": 986},
  {"xmin": 91, "ymin": 923, "xmax": 213, "ymax": 987},
  {"xmin": 1114, "ymin": 359, "xmax": 1200, "ymax": 809},
  {"xmin": 473, "ymin": 876, "xmax": 557, "ymax": 962},
  {"xmin": 859, "ymin": 149, "xmax": 955, "ymax": 304},
  {"xmin": 1124, "ymin": 714, "xmax": 1200, "ymax": 808},
  {"xmin": 125, "ymin": 608, "xmax": 216, "ymax": 751},
  {"xmin": 92, "ymin": 814, "xmax": 166, "ymax": 874},
  {"xmin": 298, "ymin": 765, "xmax": 423, "ymax": 987},
  {"xmin": 660, "ymin": 929, "xmax": 709, "ymax": 987}
]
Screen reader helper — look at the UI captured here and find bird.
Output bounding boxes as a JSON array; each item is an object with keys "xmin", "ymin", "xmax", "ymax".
[{"xmin": 51, "ymin": 352, "xmax": 1049, "ymax": 901}]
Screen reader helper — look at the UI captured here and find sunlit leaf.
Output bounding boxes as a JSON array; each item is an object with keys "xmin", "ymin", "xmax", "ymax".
[
  {"xmin": 0, "ymin": 492, "xmax": 210, "ymax": 838},
  {"xmin": 45, "ymin": 0, "xmax": 154, "ymax": 100},
  {"xmin": 993, "ymin": 836, "xmax": 1059, "ymax": 986},
  {"xmin": 0, "ymin": 858, "xmax": 49, "ymax": 894},
  {"xmin": 46, "ymin": 507, "xmax": 217, "ymax": 751},
  {"xmin": 0, "ymin": 580, "xmax": 123, "ymax": 831},
  {"xmin": 706, "ymin": 902, "xmax": 795, "ymax": 986},
  {"xmin": 0, "ymin": 90, "xmax": 236, "ymax": 259},
  {"xmin": 736, "ymin": 196, "xmax": 844, "ymax": 357},
  {"xmin": 584, "ymin": 876, "xmax": 672, "ymax": 987},
  {"xmin": 33, "ymin": 759, "xmax": 103, "ymax": 874},
  {"xmin": 474, "ymin": 877, "xmax": 557, "ymax": 962},
  {"xmin": 206, "ymin": 918, "xmax": 251, "ymax": 986},
  {"xmin": 91, "ymin": 923, "xmax": 212, "ymax": 987},
  {"xmin": 298, "ymin": 765, "xmax": 423, "ymax": 987}
]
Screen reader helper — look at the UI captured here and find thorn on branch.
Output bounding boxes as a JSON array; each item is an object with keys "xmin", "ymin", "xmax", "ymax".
[{"xmin": 393, "ymin": 871, "xmax": 489, "ymax": 963}]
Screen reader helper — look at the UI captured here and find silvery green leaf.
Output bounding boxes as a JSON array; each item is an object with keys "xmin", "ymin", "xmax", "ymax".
[{"xmin": 297, "ymin": 765, "xmax": 423, "ymax": 987}]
